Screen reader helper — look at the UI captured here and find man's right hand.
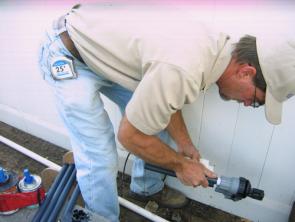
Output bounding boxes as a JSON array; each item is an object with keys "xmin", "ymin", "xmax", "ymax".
[{"xmin": 175, "ymin": 158, "xmax": 217, "ymax": 188}]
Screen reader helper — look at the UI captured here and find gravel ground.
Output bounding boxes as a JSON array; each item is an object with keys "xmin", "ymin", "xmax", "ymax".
[{"xmin": 0, "ymin": 121, "xmax": 250, "ymax": 222}]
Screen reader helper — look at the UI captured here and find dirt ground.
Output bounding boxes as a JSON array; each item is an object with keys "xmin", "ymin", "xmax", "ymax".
[{"xmin": 0, "ymin": 121, "xmax": 250, "ymax": 222}]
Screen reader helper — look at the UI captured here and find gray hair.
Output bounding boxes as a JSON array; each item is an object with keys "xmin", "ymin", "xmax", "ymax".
[{"xmin": 232, "ymin": 35, "xmax": 266, "ymax": 92}]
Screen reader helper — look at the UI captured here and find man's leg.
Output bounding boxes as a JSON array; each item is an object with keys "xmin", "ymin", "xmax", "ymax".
[
  {"xmin": 39, "ymin": 32, "xmax": 120, "ymax": 221},
  {"xmin": 129, "ymin": 131, "xmax": 169, "ymax": 196}
]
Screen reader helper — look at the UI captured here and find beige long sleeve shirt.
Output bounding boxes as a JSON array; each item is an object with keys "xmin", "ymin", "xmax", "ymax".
[{"xmin": 66, "ymin": 5, "xmax": 232, "ymax": 135}]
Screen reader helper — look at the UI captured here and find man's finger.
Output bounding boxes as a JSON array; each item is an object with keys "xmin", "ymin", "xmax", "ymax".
[
  {"xmin": 204, "ymin": 168, "xmax": 217, "ymax": 178},
  {"xmin": 189, "ymin": 149, "xmax": 200, "ymax": 160},
  {"xmin": 199, "ymin": 176, "xmax": 209, "ymax": 188},
  {"xmin": 192, "ymin": 152, "xmax": 201, "ymax": 161}
]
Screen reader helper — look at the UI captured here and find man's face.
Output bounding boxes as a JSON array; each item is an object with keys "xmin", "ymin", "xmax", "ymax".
[{"xmin": 217, "ymin": 67, "xmax": 265, "ymax": 107}]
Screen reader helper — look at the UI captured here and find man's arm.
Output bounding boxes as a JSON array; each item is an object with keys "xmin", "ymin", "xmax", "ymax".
[
  {"xmin": 166, "ymin": 110, "xmax": 200, "ymax": 161},
  {"xmin": 118, "ymin": 115, "xmax": 215, "ymax": 187}
]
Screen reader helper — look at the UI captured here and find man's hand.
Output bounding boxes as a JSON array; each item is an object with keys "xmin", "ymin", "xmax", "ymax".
[
  {"xmin": 166, "ymin": 111, "xmax": 201, "ymax": 161},
  {"xmin": 175, "ymin": 158, "xmax": 216, "ymax": 187},
  {"xmin": 178, "ymin": 144, "xmax": 201, "ymax": 161}
]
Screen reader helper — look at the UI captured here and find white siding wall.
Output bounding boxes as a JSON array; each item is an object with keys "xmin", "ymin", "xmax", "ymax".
[{"xmin": 0, "ymin": 2, "xmax": 294, "ymax": 221}]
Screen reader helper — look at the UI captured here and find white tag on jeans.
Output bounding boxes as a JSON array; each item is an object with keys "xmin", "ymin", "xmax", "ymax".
[{"xmin": 50, "ymin": 56, "xmax": 77, "ymax": 80}]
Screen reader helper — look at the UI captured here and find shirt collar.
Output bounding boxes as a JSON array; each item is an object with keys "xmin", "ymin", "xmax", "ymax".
[{"xmin": 203, "ymin": 33, "xmax": 233, "ymax": 91}]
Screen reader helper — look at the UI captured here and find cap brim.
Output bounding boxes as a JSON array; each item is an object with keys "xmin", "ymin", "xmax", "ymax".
[{"xmin": 265, "ymin": 87, "xmax": 282, "ymax": 125}]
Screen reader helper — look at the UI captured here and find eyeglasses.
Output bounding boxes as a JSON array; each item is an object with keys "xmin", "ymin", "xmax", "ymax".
[{"xmin": 251, "ymin": 86, "xmax": 261, "ymax": 108}]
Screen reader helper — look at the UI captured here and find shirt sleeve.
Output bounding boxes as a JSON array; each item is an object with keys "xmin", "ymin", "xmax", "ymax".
[{"xmin": 125, "ymin": 61, "xmax": 201, "ymax": 135}]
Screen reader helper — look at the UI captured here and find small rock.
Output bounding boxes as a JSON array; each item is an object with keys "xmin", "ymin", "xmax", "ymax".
[
  {"xmin": 171, "ymin": 211, "xmax": 182, "ymax": 222},
  {"xmin": 144, "ymin": 201, "xmax": 159, "ymax": 213}
]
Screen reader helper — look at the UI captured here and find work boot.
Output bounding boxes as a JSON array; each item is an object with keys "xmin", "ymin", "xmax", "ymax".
[{"xmin": 128, "ymin": 185, "xmax": 189, "ymax": 208}]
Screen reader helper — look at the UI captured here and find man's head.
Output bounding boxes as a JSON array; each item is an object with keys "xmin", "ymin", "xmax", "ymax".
[
  {"xmin": 217, "ymin": 34, "xmax": 295, "ymax": 125},
  {"xmin": 217, "ymin": 35, "xmax": 266, "ymax": 108}
]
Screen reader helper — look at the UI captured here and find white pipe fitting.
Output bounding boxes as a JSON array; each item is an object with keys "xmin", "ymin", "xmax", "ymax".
[{"xmin": 0, "ymin": 135, "xmax": 169, "ymax": 222}]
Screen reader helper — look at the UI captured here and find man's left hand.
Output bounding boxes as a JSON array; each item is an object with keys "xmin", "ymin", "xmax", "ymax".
[{"xmin": 178, "ymin": 144, "xmax": 200, "ymax": 161}]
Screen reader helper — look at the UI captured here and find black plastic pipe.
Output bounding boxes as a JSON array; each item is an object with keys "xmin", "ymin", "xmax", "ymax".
[
  {"xmin": 32, "ymin": 164, "xmax": 69, "ymax": 222},
  {"xmin": 145, "ymin": 163, "xmax": 176, "ymax": 177},
  {"xmin": 144, "ymin": 163, "xmax": 217, "ymax": 187},
  {"xmin": 40, "ymin": 164, "xmax": 75, "ymax": 222}
]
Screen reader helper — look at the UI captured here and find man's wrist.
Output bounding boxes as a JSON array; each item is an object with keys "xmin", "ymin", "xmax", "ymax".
[
  {"xmin": 171, "ymin": 153, "xmax": 186, "ymax": 172},
  {"xmin": 177, "ymin": 141, "xmax": 195, "ymax": 152}
]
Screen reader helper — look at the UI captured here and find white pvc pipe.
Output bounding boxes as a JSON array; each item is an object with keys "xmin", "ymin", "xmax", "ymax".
[
  {"xmin": 0, "ymin": 135, "xmax": 169, "ymax": 222},
  {"xmin": 0, "ymin": 135, "xmax": 61, "ymax": 171},
  {"xmin": 118, "ymin": 197, "xmax": 169, "ymax": 222}
]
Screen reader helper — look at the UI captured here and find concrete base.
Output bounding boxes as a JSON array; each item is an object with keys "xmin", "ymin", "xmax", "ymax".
[{"xmin": 0, "ymin": 208, "xmax": 38, "ymax": 222}]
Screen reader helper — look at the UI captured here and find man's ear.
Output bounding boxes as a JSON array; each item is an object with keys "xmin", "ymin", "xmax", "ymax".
[{"xmin": 237, "ymin": 64, "xmax": 257, "ymax": 79}]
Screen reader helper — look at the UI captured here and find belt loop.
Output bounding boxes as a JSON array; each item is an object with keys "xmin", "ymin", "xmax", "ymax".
[{"xmin": 56, "ymin": 15, "xmax": 67, "ymax": 36}]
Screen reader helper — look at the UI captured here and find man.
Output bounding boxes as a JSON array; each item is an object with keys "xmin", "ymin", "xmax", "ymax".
[{"xmin": 39, "ymin": 4, "xmax": 294, "ymax": 222}]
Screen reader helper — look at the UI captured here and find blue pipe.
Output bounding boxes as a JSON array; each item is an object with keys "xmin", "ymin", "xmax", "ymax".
[
  {"xmin": 60, "ymin": 183, "xmax": 81, "ymax": 222},
  {"xmin": 47, "ymin": 168, "xmax": 77, "ymax": 222},
  {"xmin": 39, "ymin": 164, "xmax": 75, "ymax": 222},
  {"xmin": 32, "ymin": 164, "xmax": 69, "ymax": 222}
]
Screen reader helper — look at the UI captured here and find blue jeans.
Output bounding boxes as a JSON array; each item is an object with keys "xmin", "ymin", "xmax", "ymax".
[{"xmin": 38, "ymin": 22, "xmax": 166, "ymax": 222}]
